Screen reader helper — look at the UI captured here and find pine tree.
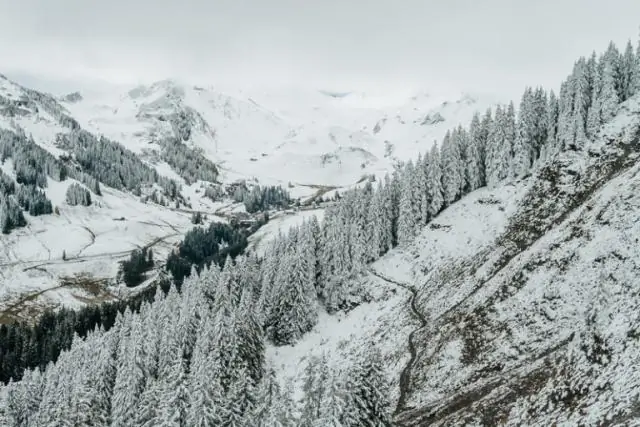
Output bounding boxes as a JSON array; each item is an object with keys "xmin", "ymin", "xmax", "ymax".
[
  {"xmin": 546, "ymin": 90, "xmax": 560, "ymax": 156},
  {"xmin": 379, "ymin": 175, "xmax": 395, "ymax": 253},
  {"xmin": 465, "ymin": 113, "xmax": 483, "ymax": 191},
  {"xmin": 622, "ymin": 40, "xmax": 637, "ymax": 100},
  {"xmin": 396, "ymin": 162, "xmax": 418, "ymax": 245},
  {"xmin": 265, "ymin": 249, "xmax": 318, "ymax": 344},
  {"xmin": 342, "ymin": 350, "xmax": 391, "ymax": 427},
  {"xmin": 417, "ymin": 154, "xmax": 431, "ymax": 225},
  {"xmin": 531, "ymin": 87, "xmax": 549, "ymax": 162},
  {"xmin": 571, "ymin": 57, "xmax": 590, "ymax": 149},
  {"xmin": 234, "ymin": 289, "xmax": 266, "ymax": 383},
  {"xmin": 601, "ymin": 47, "xmax": 621, "ymax": 122},
  {"xmin": 486, "ymin": 105, "xmax": 511, "ymax": 187},
  {"xmin": 300, "ymin": 355, "xmax": 329, "ymax": 426},
  {"xmin": 318, "ymin": 376, "xmax": 347, "ymax": 427},
  {"xmin": 632, "ymin": 36, "xmax": 640, "ymax": 97},
  {"xmin": 110, "ymin": 316, "xmax": 145, "ymax": 427},
  {"xmin": 440, "ymin": 130, "xmax": 464, "ymax": 205},
  {"xmin": 426, "ymin": 143, "xmax": 444, "ymax": 217},
  {"xmin": 154, "ymin": 350, "xmax": 188, "ymax": 427},
  {"xmin": 135, "ymin": 378, "xmax": 162, "ymax": 427},
  {"xmin": 556, "ymin": 79, "xmax": 574, "ymax": 150},
  {"xmin": 513, "ymin": 87, "xmax": 535, "ymax": 177},
  {"xmin": 587, "ymin": 54, "xmax": 604, "ymax": 140},
  {"xmin": 224, "ymin": 365, "xmax": 255, "ymax": 426},
  {"xmin": 366, "ymin": 183, "xmax": 384, "ymax": 261}
]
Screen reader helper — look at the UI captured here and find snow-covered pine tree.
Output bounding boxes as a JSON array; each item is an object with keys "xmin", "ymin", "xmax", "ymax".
[
  {"xmin": 265, "ymin": 247, "xmax": 318, "ymax": 344},
  {"xmin": 65, "ymin": 182, "xmax": 92, "ymax": 206},
  {"xmin": 513, "ymin": 87, "xmax": 535, "ymax": 178},
  {"xmin": 234, "ymin": 289, "xmax": 266, "ymax": 383},
  {"xmin": 366, "ymin": 182, "xmax": 384, "ymax": 262},
  {"xmin": 478, "ymin": 109, "xmax": 493, "ymax": 186},
  {"xmin": 454, "ymin": 126, "xmax": 470, "ymax": 195},
  {"xmin": 601, "ymin": 45, "xmax": 621, "ymax": 122},
  {"xmin": 110, "ymin": 315, "xmax": 145, "ymax": 427},
  {"xmin": 440, "ymin": 130, "xmax": 464, "ymax": 205},
  {"xmin": 465, "ymin": 113, "xmax": 483, "ymax": 191},
  {"xmin": 317, "ymin": 375, "xmax": 347, "ymax": 427},
  {"xmin": 531, "ymin": 87, "xmax": 549, "ymax": 162},
  {"xmin": 633, "ymin": 36, "xmax": 640, "ymax": 97},
  {"xmin": 545, "ymin": 90, "xmax": 560, "ymax": 157},
  {"xmin": 570, "ymin": 57, "xmax": 591, "ymax": 149},
  {"xmin": 587, "ymin": 54, "xmax": 604, "ymax": 140},
  {"xmin": 426, "ymin": 143, "xmax": 444, "ymax": 217},
  {"xmin": 186, "ymin": 315, "xmax": 225, "ymax": 427},
  {"xmin": 380, "ymin": 174, "xmax": 395, "ymax": 253},
  {"xmin": 154, "ymin": 348, "xmax": 188, "ymax": 427},
  {"xmin": 397, "ymin": 161, "xmax": 418, "ymax": 245},
  {"xmin": 486, "ymin": 105, "xmax": 506, "ymax": 188},
  {"xmin": 300, "ymin": 354, "xmax": 329, "ymax": 426},
  {"xmin": 341, "ymin": 350, "xmax": 391, "ymax": 427},
  {"xmin": 621, "ymin": 40, "xmax": 637, "ymax": 101},
  {"xmin": 417, "ymin": 153, "xmax": 431, "ymax": 225}
]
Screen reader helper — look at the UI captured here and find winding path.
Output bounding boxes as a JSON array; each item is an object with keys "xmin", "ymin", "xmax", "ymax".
[
  {"xmin": 0, "ymin": 230, "xmax": 182, "ymax": 322},
  {"xmin": 368, "ymin": 268, "xmax": 428, "ymax": 419}
]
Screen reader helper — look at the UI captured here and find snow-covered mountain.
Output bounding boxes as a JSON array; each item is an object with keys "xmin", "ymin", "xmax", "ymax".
[
  {"xmin": 63, "ymin": 79, "xmax": 497, "ymax": 189},
  {"xmin": 0, "ymin": 72, "xmax": 495, "ymax": 320},
  {"xmin": 4, "ymin": 33, "xmax": 640, "ymax": 426}
]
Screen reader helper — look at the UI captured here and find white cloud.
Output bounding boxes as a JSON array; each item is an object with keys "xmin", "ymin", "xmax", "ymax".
[{"xmin": 1, "ymin": 0, "xmax": 639, "ymax": 97}]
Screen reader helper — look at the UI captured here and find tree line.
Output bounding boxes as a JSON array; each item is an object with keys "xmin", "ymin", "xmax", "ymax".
[
  {"xmin": 0, "ymin": 264, "xmax": 392, "ymax": 426},
  {"xmin": 233, "ymin": 184, "xmax": 292, "ymax": 213}
]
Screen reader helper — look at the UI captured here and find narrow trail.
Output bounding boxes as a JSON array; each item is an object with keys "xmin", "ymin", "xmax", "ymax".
[
  {"xmin": 76, "ymin": 226, "xmax": 97, "ymax": 257},
  {"xmin": 1, "ymin": 230, "xmax": 181, "ymax": 270},
  {"xmin": 0, "ymin": 230, "xmax": 182, "ymax": 322},
  {"xmin": 368, "ymin": 268, "xmax": 428, "ymax": 420}
]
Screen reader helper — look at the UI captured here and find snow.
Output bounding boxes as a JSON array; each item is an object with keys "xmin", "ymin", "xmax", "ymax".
[
  {"xmin": 63, "ymin": 80, "xmax": 500, "ymax": 190},
  {"xmin": 385, "ymin": 95, "xmax": 640, "ymax": 426},
  {"xmin": 267, "ymin": 180, "xmax": 527, "ymax": 410},
  {"xmin": 248, "ymin": 209, "xmax": 325, "ymax": 256},
  {"xmin": 0, "ymin": 179, "xmax": 228, "ymax": 320},
  {"xmin": 2, "ymin": 66, "xmax": 640, "ymax": 425},
  {"xmin": 267, "ymin": 271, "xmax": 415, "ymax": 406}
]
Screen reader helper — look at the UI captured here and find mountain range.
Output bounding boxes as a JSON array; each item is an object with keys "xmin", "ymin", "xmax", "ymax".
[{"xmin": 2, "ymin": 36, "xmax": 640, "ymax": 426}]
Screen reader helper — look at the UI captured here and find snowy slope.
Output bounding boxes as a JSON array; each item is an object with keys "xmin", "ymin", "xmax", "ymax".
[
  {"xmin": 0, "ymin": 74, "xmax": 74, "ymax": 157},
  {"xmin": 266, "ymin": 94, "xmax": 640, "ymax": 425},
  {"xmin": 0, "ymin": 74, "xmax": 233, "ymax": 320},
  {"xmin": 390, "ymin": 97, "xmax": 640, "ymax": 425},
  {"xmin": 268, "ymin": 179, "xmax": 528, "ymax": 412},
  {"xmin": 0, "ymin": 175, "xmax": 228, "ymax": 322},
  {"xmin": 0, "ymin": 73, "xmax": 498, "ymax": 321},
  {"xmin": 63, "ymin": 80, "xmax": 499, "ymax": 189}
]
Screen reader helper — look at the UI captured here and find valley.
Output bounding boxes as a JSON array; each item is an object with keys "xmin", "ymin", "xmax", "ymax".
[{"xmin": 2, "ymin": 27, "xmax": 640, "ymax": 427}]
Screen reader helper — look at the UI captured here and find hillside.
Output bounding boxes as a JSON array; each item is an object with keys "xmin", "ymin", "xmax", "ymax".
[
  {"xmin": 3, "ymin": 34, "xmax": 640, "ymax": 427},
  {"xmin": 0, "ymin": 73, "xmax": 495, "ymax": 320},
  {"xmin": 390, "ymin": 96, "xmax": 640, "ymax": 425},
  {"xmin": 63, "ymin": 80, "xmax": 497, "ymax": 189}
]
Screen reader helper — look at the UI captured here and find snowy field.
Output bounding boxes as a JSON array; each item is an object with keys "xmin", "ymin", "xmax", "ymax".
[{"xmin": 0, "ymin": 176, "xmax": 228, "ymax": 322}]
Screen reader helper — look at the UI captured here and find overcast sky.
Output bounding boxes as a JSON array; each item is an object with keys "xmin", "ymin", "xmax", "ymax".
[{"xmin": 1, "ymin": 0, "xmax": 640, "ymax": 97}]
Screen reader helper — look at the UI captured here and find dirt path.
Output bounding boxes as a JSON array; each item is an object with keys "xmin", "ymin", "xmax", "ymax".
[
  {"xmin": 368, "ymin": 267, "xmax": 428, "ymax": 419},
  {"xmin": 0, "ymin": 230, "xmax": 182, "ymax": 323},
  {"xmin": 0, "ymin": 283, "xmax": 70, "ymax": 322},
  {"xmin": 76, "ymin": 226, "xmax": 97, "ymax": 257}
]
